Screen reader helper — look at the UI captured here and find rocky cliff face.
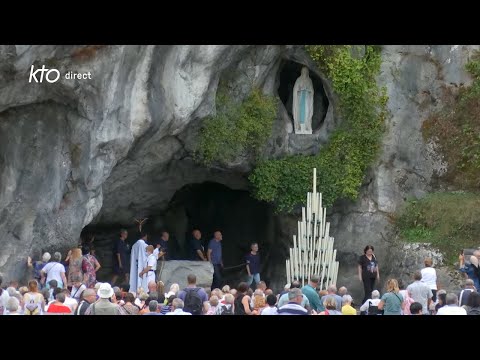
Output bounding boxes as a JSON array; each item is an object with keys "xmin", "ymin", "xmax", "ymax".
[
  {"xmin": 331, "ymin": 45, "xmax": 479, "ymax": 297},
  {"xmin": 0, "ymin": 45, "xmax": 476, "ymax": 298}
]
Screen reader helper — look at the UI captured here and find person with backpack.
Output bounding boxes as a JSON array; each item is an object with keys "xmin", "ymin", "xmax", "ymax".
[
  {"xmin": 466, "ymin": 291, "xmax": 480, "ymax": 315},
  {"xmin": 216, "ymin": 293, "xmax": 235, "ymax": 315},
  {"xmin": 458, "ymin": 278, "xmax": 476, "ymax": 307},
  {"xmin": 23, "ymin": 280, "xmax": 45, "ymax": 315},
  {"xmin": 177, "ymin": 274, "xmax": 208, "ymax": 315}
]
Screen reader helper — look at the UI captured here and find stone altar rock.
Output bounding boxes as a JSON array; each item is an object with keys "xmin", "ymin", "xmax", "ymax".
[{"xmin": 157, "ymin": 260, "xmax": 214, "ymax": 291}]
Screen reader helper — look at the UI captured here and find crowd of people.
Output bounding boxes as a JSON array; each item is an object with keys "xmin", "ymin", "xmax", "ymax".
[{"xmin": 1, "ymin": 229, "xmax": 479, "ymax": 315}]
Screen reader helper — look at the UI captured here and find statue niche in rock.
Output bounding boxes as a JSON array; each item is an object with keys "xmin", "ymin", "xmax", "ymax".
[{"xmin": 292, "ymin": 66, "xmax": 314, "ymax": 135}]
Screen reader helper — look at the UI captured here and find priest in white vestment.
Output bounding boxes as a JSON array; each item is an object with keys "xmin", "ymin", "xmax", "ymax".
[{"xmin": 129, "ymin": 233, "xmax": 148, "ymax": 295}]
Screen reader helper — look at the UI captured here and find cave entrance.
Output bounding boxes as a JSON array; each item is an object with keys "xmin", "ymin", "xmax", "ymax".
[
  {"xmin": 83, "ymin": 181, "xmax": 284, "ymax": 289},
  {"xmin": 278, "ymin": 60, "xmax": 329, "ymax": 132},
  {"xmin": 163, "ymin": 182, "xmax": 277, "ymax": 287}
]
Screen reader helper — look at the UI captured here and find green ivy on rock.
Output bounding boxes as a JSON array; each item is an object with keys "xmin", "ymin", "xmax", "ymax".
[
  {"xmin": 196, "ymin": 88, "xmax": 277, "ymax": 165},
  {"xmin": 249, "ymin": 45, "xmax": 388, "ymax": 213}
]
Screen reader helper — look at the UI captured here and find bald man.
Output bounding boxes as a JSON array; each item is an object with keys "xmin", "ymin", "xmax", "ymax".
[
  {"xmin": 190, "ymin": 229, "xmax": 207, "ymax": 261},
  {"xmin": 75, "ymin": 289, "xmax": 97, "ymax": 315},
  {"xmin": 208, "ymin": 231, "xmax": 223, "ymax": 290}
]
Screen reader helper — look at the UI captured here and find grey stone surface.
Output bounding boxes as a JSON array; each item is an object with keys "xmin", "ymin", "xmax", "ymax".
[
  {"xmin": 158, "ymin": 260, "xmax": 214, "ymax": 291},
  {"xmin": 0, "ymin": 45, "xmax": 285, "ymax": 282},
  {"xmin": 329, "ymin": 45, "xmax": 480, "ymax": 302},
  {"xmin": 0, "ymin": 45, "xmax": 478, "ymax": 298}
]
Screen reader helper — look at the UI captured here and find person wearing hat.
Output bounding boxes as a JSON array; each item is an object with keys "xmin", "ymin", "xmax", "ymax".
[
  {"xmin": 459, "ymin": 252, "xmax": 480, "ymax": 290},
  {"xmin": 84, "ymin": 283, "xmax": 126, "ymax": 315}
]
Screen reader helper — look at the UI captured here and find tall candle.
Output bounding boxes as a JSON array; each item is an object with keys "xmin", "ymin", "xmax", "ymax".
[
  {"xmin": 286, "ymin": 259, "xmax": 290, "ymax": 285},
  {"xmin": 313, "ymin": 168, "xmax": 317, "ymax": 213}
]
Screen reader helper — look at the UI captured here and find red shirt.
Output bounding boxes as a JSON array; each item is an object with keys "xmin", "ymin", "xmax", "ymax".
[{"xmin": 47, "ymin": 303, "xmax": 71, "ymax": 313}]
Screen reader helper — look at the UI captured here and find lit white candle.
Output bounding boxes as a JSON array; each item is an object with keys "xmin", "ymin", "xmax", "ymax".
[
  {"xmin": 316, "ymin": 193, "xmax": 321, "ymax": 219},
  {"xmin": 286, "ymin": 259, "xmax": 290, "ymax": 285},
  {"xmin": 295, "ymin": 247, "xmax": 299, "ymax": 279},
  {"xmin": 312, "ymin": 168, "xmax": 317, "ymax": 214},
  {"xmin": 297, "ymin": 222, "xmax": 301, "ymax": 248},
  {"xmin": 320, "ymin": 260, "xmax": 326, "ymax": 290},
  {"xmin": 331, "ymin": 249, "xmax": 337, "ymax": 286}
]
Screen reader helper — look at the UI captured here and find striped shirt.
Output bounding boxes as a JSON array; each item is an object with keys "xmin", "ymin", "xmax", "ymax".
[{"xmin": 277, "ymin": 302, "xmax": 308, "ymax": 315}]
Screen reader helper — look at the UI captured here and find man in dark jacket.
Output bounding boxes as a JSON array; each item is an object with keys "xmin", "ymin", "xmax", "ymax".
[{"xmin": 75, "ymin": 289, "xmax": 97, "ymax": 315}]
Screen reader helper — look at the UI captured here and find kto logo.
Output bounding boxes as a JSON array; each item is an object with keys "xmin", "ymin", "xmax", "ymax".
[{"xmin": 29, "ymin": 65, "xmax": 60, "ymax": 83}]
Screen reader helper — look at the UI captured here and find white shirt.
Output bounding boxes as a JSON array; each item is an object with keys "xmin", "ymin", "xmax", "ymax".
[
  {"xmin": 436, "ymin": 305, "xmax": 467, "ymax": 315},
  {"xmin": 359, "ymin": 298, "xmax": 381, "ymax": 312},
  {"xmin": 166, "ymin": 308, "xmax": 192, "ymax": 315},
  {"xmin": 41, "ymin": 262, "xmax": 66, "ymax": 284},
  {"xmin": 71, "ymin": 284, "xmax": 87, "ymax": 301},
  {"xmin": 146, "ymin": 254, "xmax": 157, "ymax": 271},
  {"xmin": 421, "ymin": 267, "xmax": 437, "ymax": 290},
  {"xmin": 64, "ymin": 296, "xmax": 78, "ymax": 312},
  {"xmin": 0, "ymin": 289, "xmax": 9, "ymax": 314},
  {"xmin": 261, "ymin": 306, "xmax": 278, "ymax": 315}
]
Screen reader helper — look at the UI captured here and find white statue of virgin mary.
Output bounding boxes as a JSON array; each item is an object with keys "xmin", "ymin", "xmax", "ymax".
[{"xmin": 292, "ymin": 66, "xmax": 314, "ymax": 134}]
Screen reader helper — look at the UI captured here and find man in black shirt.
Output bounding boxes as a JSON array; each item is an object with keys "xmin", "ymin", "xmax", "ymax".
[
  {"xmin": 156, "ymin": 231, "xmax": 170, "ymax": 261},
  {"xmin": 75, "ymin": 289, "xmax": 97, "ymax": 315},
  {"xmin": 189, "ymin": 229, "xmax": 207, "ymax": 261},
  {"xmin": 111, "ymin": 229, "xmax": 129, "ymax": 286},
  {"xmin": 245, "ymin": 243, "xmax": 261, "ymax": 288}
]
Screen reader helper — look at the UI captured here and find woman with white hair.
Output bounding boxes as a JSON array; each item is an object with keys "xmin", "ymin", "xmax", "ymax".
[
  {"xmin": 359, "ymin": 290, "xmax": 381, "ymax": 315},
  {"xmin": 41, "ymin": 252, "xmax": 68, "ymax": 289},
  {"xmin": 164, "ymin": 283, "xmax": 179, "ymax": 302},
  {"xmin": 341, "ymin": 295, "xmax": 356, "ymax": 315},
  {"xmin": 27, "ymin": 252, "xmax": 51, "ymax": 289},
  {"xmin": 318, "ymin": 296, "xmax": 342, "ymax": 315},
  {"xmin": 5, "ymin": 297, "xmax": 21, "ymax": 315}
]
